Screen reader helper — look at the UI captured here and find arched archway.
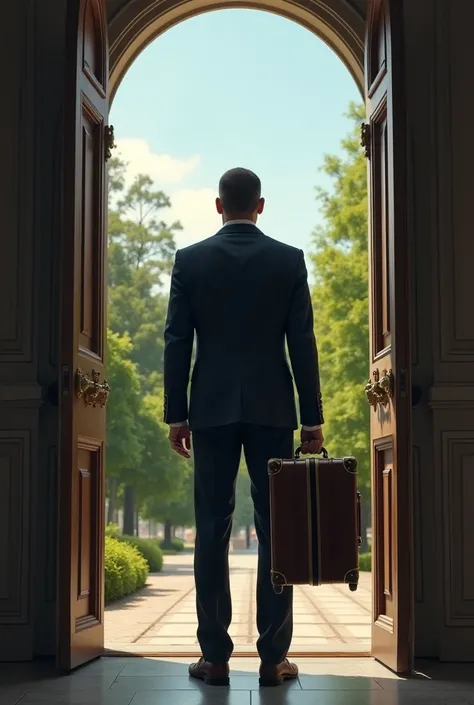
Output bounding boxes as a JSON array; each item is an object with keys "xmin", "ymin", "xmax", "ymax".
[
  {"xmin": 58, "ymin": 0, "xmax": 413, "ymax": 675},
  {"xmin": 107, "ymin": 0, "xmax": 366, "ymax": 100}
]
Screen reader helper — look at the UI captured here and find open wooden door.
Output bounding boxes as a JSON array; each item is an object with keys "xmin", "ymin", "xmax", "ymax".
[
  {"xmin": 58, "ymin": 0, "xmax": 110, "ymax": 670},
  {"xmin": 363, "ymin": 0, "xmax": 414, "ymax": 673}
]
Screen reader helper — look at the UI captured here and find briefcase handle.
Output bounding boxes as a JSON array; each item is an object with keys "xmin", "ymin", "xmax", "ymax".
[{"xmin": 294, "ymin": 446, "xmax": 329, "ymax": 460}]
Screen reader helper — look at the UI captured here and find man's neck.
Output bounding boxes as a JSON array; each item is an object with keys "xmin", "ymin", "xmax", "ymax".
[
  {"xmin": 223, "ymin": 214, "xmax": 257, "ymax": 225},
  {"xmin": 222, "ymin": 218, "xmax": 256, "ymax": 227}
]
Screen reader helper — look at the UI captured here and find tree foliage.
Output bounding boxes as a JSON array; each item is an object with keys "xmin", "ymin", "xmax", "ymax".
[
  {"xmin": 106, "ymin": 155, "xmax": 191, "ymax": 534},
  {"xmin": 106, "ymin": 330, "xmax": 142, "ymax": 481},
  {"xmin": 105, "ymin": 103, "xmax": 372, "ymax": 544},
  {"xmin": 107, "ymin": 157, "xmax": 182, "ymax": 390},
  {"xmin": 233, "ymin": 460, "xmax": 254, "ymax": 531},
  {"xmin": 309, "ymin": 102, "xmax": 371, "ymax": 511}
]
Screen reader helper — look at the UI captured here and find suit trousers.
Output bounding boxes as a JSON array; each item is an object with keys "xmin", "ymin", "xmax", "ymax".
[{"xmin": 192, "ymin": 422, "xmax": 294, "ymax": 664}]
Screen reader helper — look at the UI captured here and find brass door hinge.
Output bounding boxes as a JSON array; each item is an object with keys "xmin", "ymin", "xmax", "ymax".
[
  {"xmin": 360, "ymin": 122, "xmax": 371, "ymax": 159},
  {"xmin": 105, "ymin": 125, "xmax": 116, "ymax": 161}
]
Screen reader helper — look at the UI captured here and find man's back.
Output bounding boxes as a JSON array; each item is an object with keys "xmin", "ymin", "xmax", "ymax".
[
  {"xmin": 164, "ymin": 222, "xmax": 323, "ymax": 430},
  {"xmin": 163, "ymin": 167, "xmax": 324, "ymax": 683}
]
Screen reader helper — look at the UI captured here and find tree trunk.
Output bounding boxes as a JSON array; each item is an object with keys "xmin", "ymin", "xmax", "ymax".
[
  {"xmin": 106, "ymin": 476, "xmax": 117, "ymax": 526},
  {"xmin": 360, "ymin": 488, "xmax": 371, "ymax": 554},
  {"xmin": 123, "ymin": 485, "xmax": 135, "ymax": 536},
  {"xmin": 163, "ymin": 519, "xmax": 172, "ymax": 547},
  {"xmin": 135, "ymin": 511, "xmax": 139, "ymax": 537},
  {"xmin": 245, "ymin": 525, "xmax": 251, "ymax": 549}
]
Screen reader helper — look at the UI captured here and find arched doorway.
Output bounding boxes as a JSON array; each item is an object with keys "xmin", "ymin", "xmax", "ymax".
[
  {"xmin": 58, "ymin": 0, "xmax": 413, "ymax": 675},
  {"xmin": 107, "ymin": 0, "xmax": 365, "ymax": 99}
]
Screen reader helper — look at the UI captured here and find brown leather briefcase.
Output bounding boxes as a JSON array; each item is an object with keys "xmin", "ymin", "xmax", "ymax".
[{"xmin": 268, "ymin": 447, "xmax": 361, "ymax": 593}]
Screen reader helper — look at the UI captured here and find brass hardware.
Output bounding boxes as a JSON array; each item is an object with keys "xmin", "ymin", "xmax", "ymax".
[
  {"xmin": 379, "ymin": 369, "xmax": 394, "ymax": 398},
  {"xmin": 365, "ymin": 368, "xmax": 394, "ymax": 409},
  {"xmin": 268, "ymin": 458, "xmax": 283, "ymax": 476},
  {"xmin": 270, "ymin": 570, "xmax": 287, "ymax": 595},
  {"xmin": 360, "ymin": 122, "xmax": 371, "ymax": 159},
  {"xmin": 344, "ymin": 568, "xmax": 360, "ymax": 592},
  {"xmin": 105, "ymin": 125, "xmax": 116, "ymax": 161},
  {"xmin": 343, "ymin": 457, "xmax": 358, "ymax": 474},
  {"xmin": 75, "ymin": 368, "xmax": 110, "ymax": 408},
  {"xmin": 364, "ymin": 376, "xmax": 379, "ymax": 409}
]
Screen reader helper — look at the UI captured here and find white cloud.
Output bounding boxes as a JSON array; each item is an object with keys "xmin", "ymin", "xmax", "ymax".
[
  {"xmin": 112, "ymin": 138, "xmax": 220, "ymax": 250},
  {"xmin": 168, "ymin": 188, "xmax": 221, "ymax": 248},
  {"xmin": 115, "ymin": 138, "xmax": 200, "ymax": 185}
]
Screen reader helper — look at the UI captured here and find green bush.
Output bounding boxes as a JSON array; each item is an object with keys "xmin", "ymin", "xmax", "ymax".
[
  {"xmin": 118, "ymin": 536, "xmax": 164, "ymax": 572},
  {"xmin": 159, "ymin": 537, "xmax": 185, "ymax": 553},
  {"xmin": 104, "ymin": 536, "xmax": 149, "ymax": 604},
  {"xmin": 359, "ymin": 552, "xmax": 371, "ymax": 572},
  {"xmin": 105, "ymin": 523, "xmax": 121, "ymax": 538}
]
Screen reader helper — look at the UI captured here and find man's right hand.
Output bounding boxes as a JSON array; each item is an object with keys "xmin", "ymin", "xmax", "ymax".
[
  {"xmin": 168, "ymin": 425, "xmax": 192, "ymax": 459},
  {"xmin": 300, "ymin": 427, "xmax": 324, "ymax": 455}
]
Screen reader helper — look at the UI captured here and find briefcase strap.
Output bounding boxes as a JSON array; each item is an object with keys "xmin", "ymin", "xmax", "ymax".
[{"xmin": 357, "ymin": 491, "xmax": 362, "ymax": 547}]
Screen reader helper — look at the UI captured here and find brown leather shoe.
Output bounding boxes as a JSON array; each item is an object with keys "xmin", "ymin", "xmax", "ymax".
[
  {"xmin": 189, "ymin": 657, "xmax": 230, "ymax": 686},
  {"xmin": 259, "ymin": 659, "xmax": 299, "ymax": 687}
]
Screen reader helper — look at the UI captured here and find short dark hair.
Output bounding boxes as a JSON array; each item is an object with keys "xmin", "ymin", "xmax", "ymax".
[{"xmin": 218, "ymin": 168, "xmax": 261, "ymax": 214}]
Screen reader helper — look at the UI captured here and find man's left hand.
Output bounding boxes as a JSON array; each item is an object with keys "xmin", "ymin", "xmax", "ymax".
[{"xmin": 169, "ymin": 425, "xmax": 192, "ymax": 459}]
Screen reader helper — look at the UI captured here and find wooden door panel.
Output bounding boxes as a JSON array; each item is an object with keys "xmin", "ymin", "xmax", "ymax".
[
  {"xmin": 83, "ymin": 0, "xmax": 106, "ymax": 86},
  {"xmin": 79, "ymin": 102, "xmax": 104, "ymax": 355},
  {"xmin": 373, "ymin": 440, "xmax": 394, "ymax": 624},
  {"xmin": 75, "ymin": 441, "xmax": 102, "ymax": 625},
  {"xmin": 59, "ymin": 0, "xmax": 109, "ymax": 671},
  {"xmin": 371, "ymin": 107, "xmax": 391, "ymax": 355},
  {"xmin": 365, "ymin": 0, "xmax": 413, "ymax": 673},
  {"xmin": 367, "ymin": 0, "xmax": 387, "ymax": 86}
]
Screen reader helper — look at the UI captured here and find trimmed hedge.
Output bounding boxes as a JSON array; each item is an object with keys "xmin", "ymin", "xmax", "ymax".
[
  {"xmin": 104, "ymin": 536, "xmax": 148, "ymax": 604},
  {"xmin": 105, "ymin": 523, "xmax": 121, "ymax": 538},
  {"xmin": 160, "ymin": 537, "xmax": 185, "ymax": 553},
  {"xmin": 118, "ymin": 536, "xmax": 164, "ymax": 573},
  {"xmin": 359, "ymin": 552, "xmax": 371, "ymax": 572}
]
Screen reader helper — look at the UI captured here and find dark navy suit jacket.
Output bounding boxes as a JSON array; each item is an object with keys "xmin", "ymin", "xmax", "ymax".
[{"xmin": 163, "ymin": 223, "xmax": 324, "ymax": 431}]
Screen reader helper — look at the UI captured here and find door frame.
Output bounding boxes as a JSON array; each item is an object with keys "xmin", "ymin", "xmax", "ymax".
[{"xmin": 60, "ymin": 0, "xmax": 414, "ymax": 671}]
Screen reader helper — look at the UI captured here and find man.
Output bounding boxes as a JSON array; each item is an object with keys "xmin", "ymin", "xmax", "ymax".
[{"xmin": 163, "ymin": 167, "xmax": 324, "ymax": 687}]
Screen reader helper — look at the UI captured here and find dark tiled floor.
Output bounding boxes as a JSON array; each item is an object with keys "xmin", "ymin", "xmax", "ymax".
[{"xmin": 1, "ymin": 657, "xmax": 474, "ymax": 705}]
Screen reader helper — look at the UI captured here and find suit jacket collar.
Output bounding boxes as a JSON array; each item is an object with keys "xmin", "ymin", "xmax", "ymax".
[{"xmin": 215, "ymin": 222, "xmax": 264, "ymax": 237}]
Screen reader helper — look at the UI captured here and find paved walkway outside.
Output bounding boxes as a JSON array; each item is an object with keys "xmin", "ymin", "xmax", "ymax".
[{"xmin": 105, "ymin": 552, "xmax": 371, "ymax": 653}]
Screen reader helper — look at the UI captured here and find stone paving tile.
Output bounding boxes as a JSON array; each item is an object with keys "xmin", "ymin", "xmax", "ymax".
[
  {"xmin": 105, "ymin": 553, "xmax": 371, "ymax": 652},
  {"xmin": 5, "ymin": 658, "xmax": 474, "ymax": 705}
]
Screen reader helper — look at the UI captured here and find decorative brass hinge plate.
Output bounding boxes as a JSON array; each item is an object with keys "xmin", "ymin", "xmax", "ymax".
[
  {"xmin": 75, "ymin": 368, "xmax": 110, "ymax": 408},
  {"xmin": 105, "ymin": 125, "xmax": 116, "ymax": 161},
  {"xmin": 360, "ymin": 122, "xmax": 371, "ymax": 159},
  {"xmin": 364, "ymin": 368, "xmax": 394, "ymax": 410}
]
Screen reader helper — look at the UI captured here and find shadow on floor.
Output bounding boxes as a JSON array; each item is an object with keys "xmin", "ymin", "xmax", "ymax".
[
  {"xmin": 105, "ymin": 587, "xmax": 179, "ymax": 611},
  {"xmin": 1, "ymin": 656, "xmax": 474, "ymax": 705}
]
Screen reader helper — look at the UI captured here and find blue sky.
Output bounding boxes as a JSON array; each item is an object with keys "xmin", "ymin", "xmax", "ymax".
[{"xmin": 110, "ymin": 9, "xmax": 361, "ymax": 259}]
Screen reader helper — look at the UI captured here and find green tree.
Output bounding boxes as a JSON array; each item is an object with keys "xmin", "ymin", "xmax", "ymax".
[
  {"xmin": 108, "ymin": 157, "xmax": 182, "ymax": 390},
  {"xmin": 233, "ymin": 461, "xmax": 254, "ymax": 548},
  {"xmin": 310, "ymin": 101, "xmax": 371, "ymax": 550},
  {"xmin": 136, "ymin": 397, "xmax": 188, "ymax": 500},
  {"xmin": 106, "ymin": 329, "xmax": 142, "ymax": 525},
  {"xmin": 142, "ymin": 456, "xmax": 194, "ymax": 546},
  {"xmin": 106, "ymin": 157, "xmax": 189, "ymax": 531}
]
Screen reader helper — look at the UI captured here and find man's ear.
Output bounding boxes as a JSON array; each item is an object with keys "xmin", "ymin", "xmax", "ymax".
[
  {"xmin": 257, "ymin": 197, "xmax": 265, "ymax": 215},
  {"xmin": 216, "ymin": 197, "xmax": 223, "ymax": 215}
]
